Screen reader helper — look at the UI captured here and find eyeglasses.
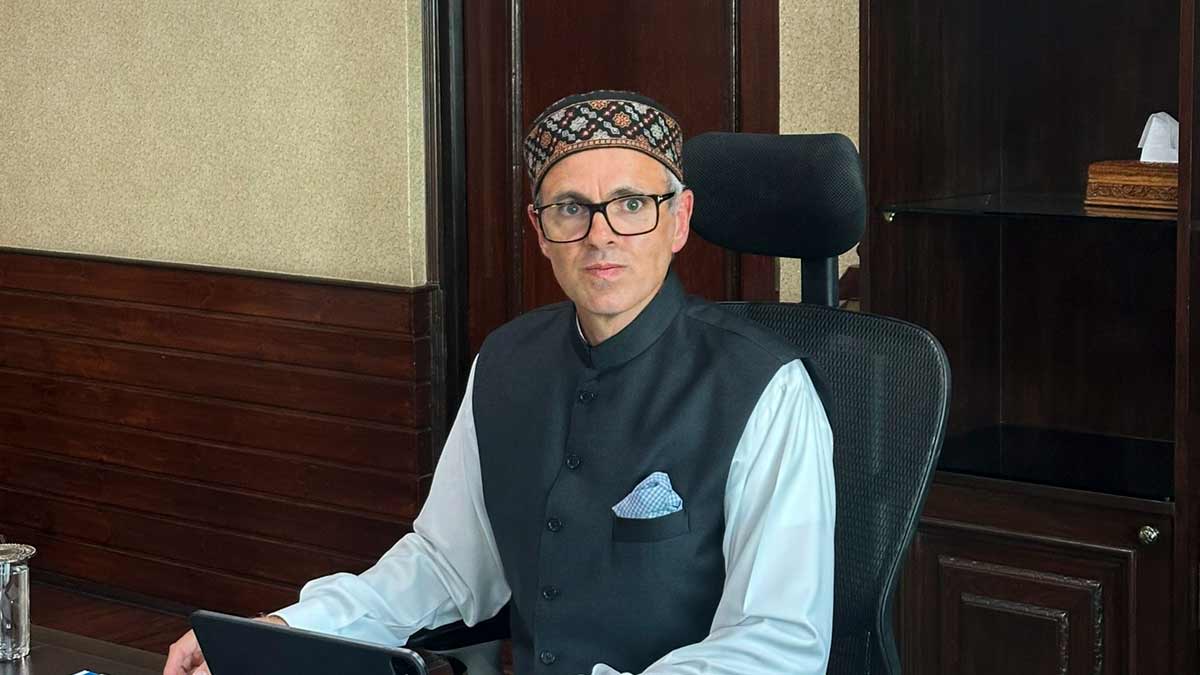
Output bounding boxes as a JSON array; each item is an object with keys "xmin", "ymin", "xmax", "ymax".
[{"xmin": 532, "ymin": 192, "xmax": 677, "ymax": 243}]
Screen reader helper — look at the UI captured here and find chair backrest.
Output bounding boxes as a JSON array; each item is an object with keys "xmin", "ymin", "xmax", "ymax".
[
  {"xmin": 683, "ymin": 132, "xmax": 866, "ymax": 306},
  {"xmin": 720, "ymin": 302, "xmax": 950, "ymax": 675}
]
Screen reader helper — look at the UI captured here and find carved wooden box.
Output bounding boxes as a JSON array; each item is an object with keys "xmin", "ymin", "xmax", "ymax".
[{"xmin": 1084, "ymin": 159, "xmax": 1178, "ymax": 210}]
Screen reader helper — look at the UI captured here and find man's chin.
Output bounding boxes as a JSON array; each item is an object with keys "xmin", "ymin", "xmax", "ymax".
[
  {"xmin": 574, "ymin": 275, "xmax": 621, "ymax": 297},
  {"xmin": 575, "ymin": 290, "xmax": 634, "ymax": 318},
  {"xmin": 579, "ymin": 301, "xmax": 629, "ymax": 318}
]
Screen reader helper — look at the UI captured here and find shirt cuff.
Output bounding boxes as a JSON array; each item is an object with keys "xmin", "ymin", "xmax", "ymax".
[{"xmin": 271, "ymin": 593, "xmax": 348, "ymax": 634}]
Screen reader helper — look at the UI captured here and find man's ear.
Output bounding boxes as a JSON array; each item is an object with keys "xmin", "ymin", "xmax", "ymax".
[
  {"xmin": 528, "ymin": 203, "xmax": 551, "ymax": 258},
  {"xmin": 669, "ymin": 189, "xmax": 693, "ymax": 254}
]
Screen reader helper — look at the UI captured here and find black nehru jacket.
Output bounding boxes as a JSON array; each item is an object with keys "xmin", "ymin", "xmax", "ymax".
[{"xmin": 473, "ymin": 270, "xmax": 824, "ymax": 674}]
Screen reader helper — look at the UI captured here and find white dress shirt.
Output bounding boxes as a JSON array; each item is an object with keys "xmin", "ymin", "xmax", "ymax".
[{"xmin": 276, "ymin": 356, "xmax": 835, "ymax": 674}]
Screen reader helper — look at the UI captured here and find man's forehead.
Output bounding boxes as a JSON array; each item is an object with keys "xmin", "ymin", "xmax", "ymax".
[{"xmin": 539, "ymin": 148, "xmax": 668, "ymax": 196}]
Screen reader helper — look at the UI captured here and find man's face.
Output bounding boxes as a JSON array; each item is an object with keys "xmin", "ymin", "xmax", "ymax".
[{"xmin": 528, "ymin": 148, "xmax": 692, "ymax": 331}]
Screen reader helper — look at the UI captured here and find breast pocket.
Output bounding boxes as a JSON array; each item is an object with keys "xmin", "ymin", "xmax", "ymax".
[{"xmin": 611, "ymin": 508, "xmax": 690, "ymax": 542}]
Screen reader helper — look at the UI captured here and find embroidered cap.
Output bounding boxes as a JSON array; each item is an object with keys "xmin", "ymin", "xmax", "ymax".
[{"xmin": 524, "ymin": 90, "xmax": 684, "ymax": 194}]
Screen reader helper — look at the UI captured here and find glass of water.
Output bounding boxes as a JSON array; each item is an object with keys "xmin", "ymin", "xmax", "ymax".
[{"xmin": 0, "ymin": 543, "xmax": 36, "ymax": 661}]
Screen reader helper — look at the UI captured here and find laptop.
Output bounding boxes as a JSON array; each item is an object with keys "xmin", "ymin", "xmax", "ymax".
[{"xmin": 190, "ymin": 610, "xmax": 433, "ymax": 675}]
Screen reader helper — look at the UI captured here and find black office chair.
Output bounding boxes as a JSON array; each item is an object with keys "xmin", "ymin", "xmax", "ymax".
[
  {"xmin": 410, "ymin": 134, "xmax": 951, "ymax": 675},
  {"xmin": 686, "ymin": 132, "xmax": 951, "ymax": 674}
]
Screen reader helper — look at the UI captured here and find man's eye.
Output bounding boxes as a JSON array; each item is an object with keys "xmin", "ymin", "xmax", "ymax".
[
  {"xmin": 622, "ymin": 197, "xmax": 647, "ymax": 212},
  {"xmin": 559, "ymin": 204, "xmax": 582, "ymax": 217}
]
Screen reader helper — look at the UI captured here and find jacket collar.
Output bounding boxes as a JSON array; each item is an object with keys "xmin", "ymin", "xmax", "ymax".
[{"xmin": 571, "ymin": 269, "xmax": 685, "ymax": 371}]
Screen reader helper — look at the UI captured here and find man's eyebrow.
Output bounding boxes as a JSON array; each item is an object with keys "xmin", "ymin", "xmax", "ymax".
[
  {"xmin": 603, "ymin": 185, "xmax": 650, "ymax": 199},
  {"xmin": 543, "ymin": 190, "xmax": 590, "ymax": 204}
]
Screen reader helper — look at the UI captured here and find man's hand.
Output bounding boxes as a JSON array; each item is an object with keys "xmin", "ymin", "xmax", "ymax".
[
  {"xmin": 163, "ymin": 615, "xmax": 288, "ymax": 675},
  {"xmin": 163, "ymin": 629, "xmax": 206, "ymax": 675}
]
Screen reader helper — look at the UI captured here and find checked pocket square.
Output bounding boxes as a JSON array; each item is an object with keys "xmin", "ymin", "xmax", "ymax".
[{"xmin": 611, "ymin": 471, "xmax": 684, "ymax": 519}]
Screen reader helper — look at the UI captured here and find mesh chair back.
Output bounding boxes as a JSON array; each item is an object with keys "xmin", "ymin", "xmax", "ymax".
[{"xmin": 720, "ymin": 302, "xmax": 950, "ymax": 675}]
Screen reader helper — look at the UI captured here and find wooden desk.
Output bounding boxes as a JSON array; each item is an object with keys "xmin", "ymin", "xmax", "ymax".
[
  {"xmin": 1, "ymin": 626, "xmax": 453, "ymax": 675},
  {"xmin": 0, "ymin": 626, "xmax": 165, "ymax": 675}
]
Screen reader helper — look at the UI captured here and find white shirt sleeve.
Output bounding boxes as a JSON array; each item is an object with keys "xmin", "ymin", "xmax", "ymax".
[
  {"xmin": 591, "ymin": 359, "xmax": 836, "ymax": 675},
  {"xmin": 273, "ymin": 359, "xmax": 511, "ymax": 646}
]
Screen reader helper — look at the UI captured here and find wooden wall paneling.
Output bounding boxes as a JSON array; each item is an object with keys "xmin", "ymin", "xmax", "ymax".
[
  {"xmin": 1, "ymin": 521, "xmax": 296, "ymax": 617},
  {"xmin": 0, "ymin": 410, "xmax": 420, "ymax": 518},
  {"xmin": 0, "ymin": 251, "xmax": 434, "ymax": 613},
  {"xmin": 0, "ymin": 329, "xmax": 425, "ymax": 425},
  {"xmin": 0, "ymin": 489, "xmax": 374, "ymax": 587},
  {"xmin": 0, "ymin": 291, "xmax": 427, "ymax": 380},
  {"xmin": 0, "ymin": 448, "xmax": 411, "ymax": 557},
  {"xmin": 0, "ymin": 250, "xmax": 429, "ymax": 334},
  {"xmin": 0, "ymin": 369, "xmax": 424, "ymax": 472}
]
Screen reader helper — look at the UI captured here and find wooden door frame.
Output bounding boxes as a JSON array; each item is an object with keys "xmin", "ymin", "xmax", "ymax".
[{"xmin": 423, "ymin": 0, "xmax": 469, "ymax": 447}]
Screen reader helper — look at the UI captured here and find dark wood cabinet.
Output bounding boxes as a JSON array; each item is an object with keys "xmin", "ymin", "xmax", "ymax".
[
  {"xmin": 899, "ymin": 476, "xmax": 1173, "ymax": 674},
  {"xmin": 861, "ymin": 0, "xmax": 1198, "ymax": 672}
]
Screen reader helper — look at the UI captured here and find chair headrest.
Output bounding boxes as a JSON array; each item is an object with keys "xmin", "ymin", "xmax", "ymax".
[{"xmin": 682, "ymin": 132, "xmax": 866, "ymax": 259}]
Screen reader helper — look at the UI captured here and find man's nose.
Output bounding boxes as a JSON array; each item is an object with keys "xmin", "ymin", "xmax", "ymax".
[{"xmin": 586, "ymin": 209, "xmax": 617, "ymax": 246}]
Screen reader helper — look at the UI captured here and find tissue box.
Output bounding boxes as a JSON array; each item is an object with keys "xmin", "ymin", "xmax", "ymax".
[{"xmin": 1085, "ymin": 160, "xmax": 1177, "ymax": 210}]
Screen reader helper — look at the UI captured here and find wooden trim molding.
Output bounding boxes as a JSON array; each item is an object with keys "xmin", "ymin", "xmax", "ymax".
[
  {"xmin": 959, "ymin": 594, "xmax": 1071, "ymax": 675},
  {"xmin": 941, "ymin": 556, "xmax": 1104, "ymax": 675}
]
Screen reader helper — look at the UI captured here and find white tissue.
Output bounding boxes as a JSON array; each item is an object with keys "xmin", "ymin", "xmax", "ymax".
[{"xmin": 1138, "ymin": 112, "xmax": 1179, "ymax": 163}]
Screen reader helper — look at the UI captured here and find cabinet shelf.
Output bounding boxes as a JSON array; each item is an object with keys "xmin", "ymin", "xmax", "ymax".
[
  {"xmin": 883, "ymin": 192, "xmax": 1177, "ymax": 223},
  {"xmin": 939, "ymin": 424, "xmax": 1173, "ymax": 500}
]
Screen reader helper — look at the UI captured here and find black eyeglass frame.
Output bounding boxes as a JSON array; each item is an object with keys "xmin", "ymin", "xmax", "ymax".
[{"xmin": 531, "ymin": 191, "xmax": 678, "ymax": 243}]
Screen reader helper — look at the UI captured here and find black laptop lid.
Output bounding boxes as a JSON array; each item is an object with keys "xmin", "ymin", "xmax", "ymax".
[{"xmin": 191, "ymin": 610, "xmax": 427, "ymax": 675}]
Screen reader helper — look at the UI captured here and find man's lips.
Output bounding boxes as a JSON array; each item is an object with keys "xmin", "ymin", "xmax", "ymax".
[{"xmin": 584, "ymin": 263, "xmax": 625, "ymax": 279}]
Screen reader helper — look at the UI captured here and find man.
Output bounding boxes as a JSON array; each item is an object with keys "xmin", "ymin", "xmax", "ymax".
[{"xmin": 165, "ymin": 90, "xmax": 835, "ymax": 675}]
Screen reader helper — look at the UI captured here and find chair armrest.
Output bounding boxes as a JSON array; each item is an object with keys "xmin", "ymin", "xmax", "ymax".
[{"xmin": 406, "ymin": 604, "xmax": 511, "ymax": 651}]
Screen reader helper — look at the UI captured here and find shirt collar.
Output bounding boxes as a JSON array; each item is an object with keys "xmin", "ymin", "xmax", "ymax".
[{"xmin": 571, "ymin": 269, "xmax": 686, "ymax": 371}]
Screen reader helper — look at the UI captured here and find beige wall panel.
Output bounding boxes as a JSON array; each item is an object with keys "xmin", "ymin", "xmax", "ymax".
[
  {"xmin": 0, "ymin": 0, "xmax": 426, "ymax": 286},
  {"xmin": 778, "ymin": 0, "xmax": 858, "ymax": 301}
]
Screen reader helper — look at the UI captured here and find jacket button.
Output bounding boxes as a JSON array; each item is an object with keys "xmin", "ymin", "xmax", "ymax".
[
  {"xmin": 541, "ymin": 585, "xmax": 559, "ymax": 601},
  {"xmin": 546, "ymin": 517, "xmax": 563, "ymax": 532},
  {"xmin": 539, "ymin": 649, "xmax": 557, "ymax": 665},
  {"xmin": 577, "ymin": 390, "xmax": 596, "ymax": 403},
  {"xmin": 565, "ymin": 454, "xmax": 582, "ymax": 470}
]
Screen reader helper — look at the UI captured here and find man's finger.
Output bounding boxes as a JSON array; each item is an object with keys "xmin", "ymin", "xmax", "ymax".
[
  {"xmin": 163, "ymin": 630, "xmax": 203, "ymax": 675},
  {"xmin": 163, "ymin": 644, "xmax": 185, "ymax": 675}
]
